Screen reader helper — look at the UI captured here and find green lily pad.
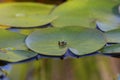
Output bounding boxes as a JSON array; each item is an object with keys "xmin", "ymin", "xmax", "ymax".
[
  {"xmin": 51, "ymin": 0, "xmax": 120, "ymax": 31},
  {"xmin": 103, "ymin": 44, "xmax": 120, "ymax": 53},
  {"xmin": 102, "ymin": 44, "xmax": 120, "ymax": 58},
  {"xmin": 105, "ymin": 29, "xmax": 120, "ymax": 43},
  {"xmin": 25, "ymin": 26, "xmax": 106, "ymax": 56},
  {"xmin": 0, "ymin": 29, "xmax": 26, "ymax": 50},
  {"xmin": 51, "ymin": 1, "xmax": 94, "ymax": 28},
  {"xmin": 0, "ymin": 50, "xmax": 37, "ymax": 62},
  {"xmin": 0, "ymin": 2, "xmax": 56, "ymax": 27}
]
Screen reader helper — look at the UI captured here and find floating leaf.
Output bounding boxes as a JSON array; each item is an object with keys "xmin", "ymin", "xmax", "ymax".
[
  {"xmin": 102, "ymin": 44, "xmax": 120, "ymax": 58},
  {"xmin": 51, "ymin": 1, "xmax": 94, "ymax": 28},
  {"xmin": 51, "ymin": 0, "xmax": 120, "ymax": 31},
  {"xmin": 0, "ymin": 50, "xmax": 37, "ymax": 62},
  {"xmin": 105, "ymin": 29, "xmax": 120, "ymax": 43},
  {"xmin": 0, "ymin": 2, "xmax": 56, "ymax": 27},
  {"xmin": 0, "ymin": 29, "xmax": 26, "ymax": 50},
  {"xmin": 25, "ymin": 26, "xmax": 106, "ymax": 56}
]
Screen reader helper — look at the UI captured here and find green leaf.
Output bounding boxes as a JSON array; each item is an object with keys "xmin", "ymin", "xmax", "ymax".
[
  {"xmin": 0, "ymin": 50, "xmax": 37, "ymax": 62},
  {"xmin": 105, "ymin": 29, "xmax": 120, "ymax": 43},
  {"xmin": 0, "ymin": 29, "xmax": 26, "ymax": 50},
  {"xmin": 102, "ymin": 44, "xmax": 120, "ymax": 58},
  {"xmin": 103, "ymin": 44, "xmax": 120, "ymax": 53},
  {"xmin": 51, "ymin": 1, "xmax": 94, "ymax": 28},
  {"xmin": 0, "ymin": 2, "xmax": 56, "ymax": 27},
  {"xmin": 25, "ymin": 26, "xmax": 106, "ymax": 56},
  {"xmin": 51, "ymin": 0, "xmax": 120, "ymax": 31}
]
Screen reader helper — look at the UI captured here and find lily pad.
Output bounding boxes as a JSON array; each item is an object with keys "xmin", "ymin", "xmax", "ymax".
[
  {"xmin": 51, "ymin": 0, "xmax": 120, "ymax": 31},
  {"xmin": 0, "ymin": 50, "xmax": 37, "ymax": 62},
  {"xmin": 25, "ymin": 26, "xmax": 106, "ymax": 56},
  {"xmin": 105, "ymin": 29, "xmax": 120, "ymax": 43},
  {"xmin": 0, "ymin": 2, "xmax": 56, "ymax": 27},
  {"xmin": 102, "ymin": 44, "xmax": 120, "ymax": 58},
  {"xmin": 0, "ymin": 29, "xmax": 26, "ymax": 50}
]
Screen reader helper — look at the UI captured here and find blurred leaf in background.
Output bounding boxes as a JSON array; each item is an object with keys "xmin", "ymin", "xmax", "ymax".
[{"xmin": 8, "ymin": 56, "xmax": 115, "ymax": 80}]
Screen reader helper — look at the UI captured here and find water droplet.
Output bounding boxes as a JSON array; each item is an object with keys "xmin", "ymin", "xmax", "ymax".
[{"xmin": 15, "ymin": 13, "xmax": 26, "ymax": 17}]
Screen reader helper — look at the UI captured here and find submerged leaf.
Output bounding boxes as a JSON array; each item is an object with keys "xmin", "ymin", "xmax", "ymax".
[
  {"xmin": 25, "ymin": 26, "xmax": 106, "ymax": 56},
  {"xmin": 0, "ymin": 2, "xmax": 56, "ymax": 27}
]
